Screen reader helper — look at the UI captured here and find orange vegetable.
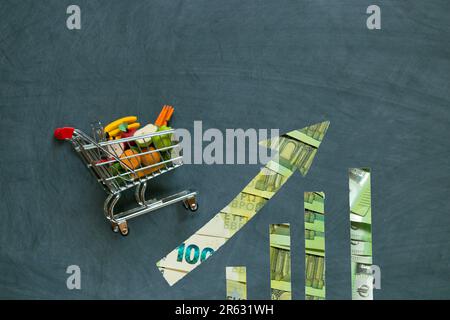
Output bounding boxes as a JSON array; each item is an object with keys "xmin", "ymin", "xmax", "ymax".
[
  {"xmin": 163, "ymin": 107, "xmax": 174, "ymax": 126},
  {"xmin": 155, "ymin": 105, "xmax": 174, "ymax": 126},
  {"xmin": 133, "ymin": 147, "xmax": 164, "ymax": 178},
  {"xmin": 119, "ymin": 149, "xmax": 141, "ymax": 171},
  {"xmin": 140, "ymin": 147, "xmax": 161, "ymax": 166},
  {"xmin": 155, "ymin": 105, "xmax": 169, "ymax": 126}
]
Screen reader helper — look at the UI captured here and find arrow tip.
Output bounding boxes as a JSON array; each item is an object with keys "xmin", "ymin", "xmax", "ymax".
[{"xmin": 259, "ymin": 121, "xmax": 330, "ymax": 176}]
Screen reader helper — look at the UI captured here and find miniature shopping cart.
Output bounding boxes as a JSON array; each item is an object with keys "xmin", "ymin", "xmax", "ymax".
[{"xmin": 54, "ymin": 124, "xmax": 198, "ymax": 236}]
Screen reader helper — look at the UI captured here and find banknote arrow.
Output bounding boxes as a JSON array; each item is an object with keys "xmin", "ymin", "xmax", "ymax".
[{"xmin": 157, "ymin": 121, "xmax": 330, "ymax": 286}]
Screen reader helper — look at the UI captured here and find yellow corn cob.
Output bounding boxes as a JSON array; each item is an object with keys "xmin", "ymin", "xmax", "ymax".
[
  {"xmin": 108, "ymin": 122, "xmax": 141, "ymax": 137},
  {"xmin": 104, "ymin": 116, "xmax": 138, "ymax": 133}
]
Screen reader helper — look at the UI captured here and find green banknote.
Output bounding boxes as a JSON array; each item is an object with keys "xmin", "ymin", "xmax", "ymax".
[
  {"xmin": 352, "ymin": 254, "xmax": 373, "ymax": 265},
  {"xmin": 350, "ymin": 221, "xmax": 372, "ymax": 242},
  {"xmin": 304, "ymin": 192, "xmax": 325, "ymax": 214},
  {"xmin": 243, "ymin": 167, "xmax": 288, "ymax": 199},
  {"xmin": 304, "ymin": 192, "xmax": 326, "ymax": 299},
  {"xmin": 226, "ymin": 267, "xmax": 247, "ymax": 300},
  {"xmin": 305, "ymin": 248, "xmax": 325, "ymax": 257},
  {"xmin": 221, "ymin": 192, "xmax": 267, "ymax": 218},
  {"xmin": 270, "ymin": 224, "xmax": 292, "ymax": 300},
  {"xmin": 305, "ymin": 254, "xmax": 326, "ymax": 299},
  {"xmin": 305, "ymin": 230, "xmax": 325, "ymax": 251},
  {"xmin": 285, "ymin": 122, "xmax": 328, "ymax": 149},
  {"xmin": 298, "ymin": 122, "xmax": 329, "ymax": 144},
  {"xmin": 265, "ymin": 159, "xmax": 295, "ymax": 178},
  {"xmin": 197, "ymin": 212, "xmax": 248, "ymax": 239},
  {"xmin": 156, "ymin": 192, "xmax": 265, "ymax": 285},
  {"xmin": 226, "ymin": 280, "xmax": 247, "ymax": 300},
  {"xmin": 351, "ymin": 262, "xmax": 374, "ymax": 300},
  {"xmin": 260, "ymin": 123, "xmax": 329, "ymax": 178},
  {"xmin": 261, "ymin": 136, "xmax": 317, "ymax": 176},
  {"xmin": 349, "ymin": 168, "xmax": 373, "ymax": 300},
  {"xmin": 305, "ymin": 210, "xmax": 324, "ymax": 233},
  {"xmin": 351, "ymin": 240, "xmax": 372, "ymax": 256},
  {"xmin": 156, "ymin": 234, "xmax": 226, "ymax": 273},
  {"xmin": 349, "ymin": 168, "xmax": 372, "ymax": 224}
]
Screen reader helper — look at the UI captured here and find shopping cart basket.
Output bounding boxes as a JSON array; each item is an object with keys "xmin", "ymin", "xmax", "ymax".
[{"xmin": 54, "ymin": 125, "xmax": 198, "ymax": 236}]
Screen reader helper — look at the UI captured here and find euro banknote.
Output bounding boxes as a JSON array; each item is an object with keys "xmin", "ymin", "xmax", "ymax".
[
  {"xmin": 351, "ymin": 262, "xmax": 374, "ymax": 300},
  {"xmin": 349, "ymin": 168, "xmax": 373, "ymax": 300},
  {"xmin": 226, "ymin": 267, "xmax": 247, "ymax": 300},
  {"xmin": 349, "ymin": 168, "xmax": 372, "ymax": 224},
  {"xmin": 351, "ymin": 239, "xmax": 372, "ymax": 256},
  {"xmin": 270, "ymin": 224, "xmax": 292, "ymax": 300},
  {"xmin": 197, "ymin": 212, "xmax": 248, "ymax": 239},
  {"xmin": 260, "ymin": 136, "xmax": 317, "ymax": 176},
  {"xmin": 226, "ymin": 280, "xmax": 247, "ymax": 300},
  {"xmin": 305, "ymin": 254, "xmax": 325, "ymax": 299},
  {"xmin": 350, "ymin": 221, "xmax": 372, "ymax": 242},
  {"xmin": 305, "ymin": 230, "xmax": 325, "ymax": 251},
  {"xmin": 243, "ymin": 167, "xmax": 288, "ymax": 199},
  {"xmin": 221, "ymin": 192, "xmax": 267, "ymax": 218},
  {"xmin": 304, "ymin": 192, "xmax": 325, "ymax": 214},
  {"xmin": 304, "ymin": 192, "xmax": 326, "ymax": 299}
]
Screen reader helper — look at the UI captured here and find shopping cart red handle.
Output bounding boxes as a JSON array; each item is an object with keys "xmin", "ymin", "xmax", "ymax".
[{"xmin": 54, "ymin": 127, "xmax": 75, "ymax": 140}]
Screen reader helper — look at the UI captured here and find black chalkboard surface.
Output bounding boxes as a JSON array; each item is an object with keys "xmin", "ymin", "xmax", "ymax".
[{"xmin": 0, "ymin": 0, "xmax": 449, "ymax": 299}]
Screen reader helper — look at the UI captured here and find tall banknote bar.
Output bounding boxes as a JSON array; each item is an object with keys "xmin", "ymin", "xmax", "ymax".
[
  {"xmin": 349, "ymin": 168, "xmax": 374, "ymax": 300},
  {"xmin": 269, "ymin": 224, "xmax": 292, "ymax": 300},
  {"xmin": 304, "ymin": 192, "xmax": 326, "ymax": 300}
]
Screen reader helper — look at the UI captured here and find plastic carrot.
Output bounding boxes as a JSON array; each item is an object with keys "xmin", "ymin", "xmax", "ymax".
[
  {"xmin": 154, "ymin": 109, "xmax": 162, "ymax": 125},
  {"xmin": 163, "ymin": 106, "xmax": 174, "ymax": 126},
  {"xmin": 155, "ymin": 105, "xmax": 168, "ymax": 126},
  {"xmin": 161, "ymin": 106, "xmax": 171, "ymax": 125},
  {"xmin": 158, "ymin": 105, "xmax": 168, "ymax": 126}
]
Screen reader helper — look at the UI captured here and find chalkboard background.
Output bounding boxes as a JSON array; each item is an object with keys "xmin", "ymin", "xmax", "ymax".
[{"xmin": 1, "ymin": 0, "xmax": 449, "ymax": 299}]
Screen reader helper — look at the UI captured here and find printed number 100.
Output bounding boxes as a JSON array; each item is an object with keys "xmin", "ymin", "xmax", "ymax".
[{"xmin": 177, "ymin": 243, "xmax": 214, "ymax": 264}]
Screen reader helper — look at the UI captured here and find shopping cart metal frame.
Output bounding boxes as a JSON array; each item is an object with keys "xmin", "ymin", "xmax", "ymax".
[{"xmin": 54, "ymin": 126, "xmax": 198, "ymax": 236}]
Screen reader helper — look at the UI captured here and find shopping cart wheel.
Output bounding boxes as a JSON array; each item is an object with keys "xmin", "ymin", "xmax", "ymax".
[
  {"xmin": 112, "ymin": 222, "xmax": 129, "ymax": 236},
  {"xmin": 183, "ymin": 197, "xmax": 198, "ymax": 212},
  {"xmin": 118, "ymin": 222, "xmax": 129, "ymax": 236},
  {"xmin": 112, "ymin": 224, "xmax": 120, "ymax": 233}
]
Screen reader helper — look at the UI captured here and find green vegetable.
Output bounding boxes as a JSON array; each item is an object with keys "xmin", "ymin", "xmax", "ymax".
[
  {"xmin": 109, "ymin": 162, "xmax": 130, "ymax": 185},
  {"xmin": 153, "ymin": 126, "xmax": 173, "ymax": 160},
  {"xmin": 118, "ymin": 123, "xmax": 128, "ymax": 132}
]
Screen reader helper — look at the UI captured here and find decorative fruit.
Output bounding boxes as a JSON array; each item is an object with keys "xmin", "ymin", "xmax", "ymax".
[
  {"xmin": 132, "ymin": 147, "xmax": 164, "ymax": 178},
  {"xmin": 140, "ymin": 147, "xmax": 161, "ymax": 166},
  {"xmin": 153, "ymin": 125, "xmax": 173, "ymax": 160},
  {"xmin": 119, "ymin": 128, "xmax": 137, "ymax": 147},
  {"xmin": 104, "ymin": 116, "xmax": 138, "ymax": 134},
  {"xmin": 127, "ymin": 122, "xmax": 141, "ymax": 131},
  {"xmin": 106, "ymin": 142, "xmax": 125, "ymax": 157},
  {"xmin": 119, "ymin": 149, "xmax": 141, "ymax": 171},
  {"xmin": 120, "ymin": 128, "xmax": 136, "ymax": 139},
  {"xmin": 134, "ymin": 123, "xmax": 158, "ymax": 147},
  {"xmin": 153, "ymin": 126, "xmax": 172, "ymax": 148},
  {"xmin": 108, "ymin": 122, "xmax": 141, "ymax": 138}
]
